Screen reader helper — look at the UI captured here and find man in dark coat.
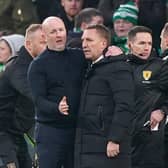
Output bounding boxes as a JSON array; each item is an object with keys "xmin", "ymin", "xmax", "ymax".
[
  {"xmin": 127, "ymin": 25, "xmax": 168, "ymax": 168},
  {"xmin": 0, "ymin": 24, "xmax": 46, "ymax": 168},
  {"xmin": 75, "ymin": 24, "xmax": 134, "ymax": 168},
  {"xmin": 160, "ymin": 22, "xmax": 168, "ymax": 168}
]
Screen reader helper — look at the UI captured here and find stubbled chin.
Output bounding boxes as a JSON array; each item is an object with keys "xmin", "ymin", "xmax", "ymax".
[{"xmin": 84, "ymin": 54, "xmax": 91, "ymax": 59}]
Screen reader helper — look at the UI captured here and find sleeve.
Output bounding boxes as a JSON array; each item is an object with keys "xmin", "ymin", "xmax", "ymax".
[
  {"xmin": 156, "ymin": 62, "xmax": 168, "ymax": 116},
  {"xmin": 9, "ymin": 65, "xmax": 33, "ymax": 101},
  {"xmin": 27, "ymin": 60, "xmax": 60, "ymax": 116},
  {"xmin": 107, "ymin": 63, "xmax": 135, "ymax": 143}
]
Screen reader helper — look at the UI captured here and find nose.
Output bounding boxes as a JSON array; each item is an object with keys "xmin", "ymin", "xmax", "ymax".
[
  {"xmin": 144, "ymin": 44, "xmax": 150, "ymax": 50},
  {"xmin": 82, "ymin": 40, "xmax": 87, "ymax": 49},
  {"xmin": 71, "ymin": 0, "xmax": 77, "ymax": 6}
]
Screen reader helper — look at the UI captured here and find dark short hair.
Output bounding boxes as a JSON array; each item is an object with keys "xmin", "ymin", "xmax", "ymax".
[
  {"xmin": 86, "ymin": 24, "xmax": 111, "ymax": 46},
  {"xmin": 128, "ymin": 26, "xmax": 152, "ymax": 41},
  {"xmin": 75, "ymin": 8, "xmax": 103, "ymax": 29}
]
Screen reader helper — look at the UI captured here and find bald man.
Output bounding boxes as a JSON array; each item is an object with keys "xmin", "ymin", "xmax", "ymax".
[{"xmin": 28, "ymin": 16, "xmax": 86, "ymax": 168}]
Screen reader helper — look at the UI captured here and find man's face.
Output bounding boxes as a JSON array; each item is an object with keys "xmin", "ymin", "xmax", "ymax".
[
  {"xmin": 30, "ymin": 29, "xmax": 46, "ymax": 57},
  {"xmin": 61, "ymin": 0, "xmax": 83, "ymax": 18},
  {"xmin": 82, "ymin": 29, "xmax": 107, "ymax": 61},
  {"xmin": 0, "ymin": 40, "xmax": 11, "ymax": 63},
  {"xmin": 128, "ymin": 32, "xmax": 152, "ymax": 59},
  {"xmin": 160, "ymin": 30, "xmax": 168, "ymax": 52},
  {"xmin": 44, "ymin": 19, "xmax": 67, "ymax": 51},
  {"xmin": 114, "ymin": 19, "xmax": 134, "ymax": 37}
]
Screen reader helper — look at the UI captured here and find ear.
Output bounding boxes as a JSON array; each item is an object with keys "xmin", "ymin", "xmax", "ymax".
[
  {"xmin": 166, "ymin": 37, "xmax": 168, "ymax": 47},
  {"xmin": 101, "ymin": 40, "xmax": 108, "ymax": 52},
  {"xmin": 80, "ymin": 22, "xmax": 88, "ymax": 31},
  {"xmin": 127, "ymin": 40, "xmax": 132, "ymax": 49},
  {"xmin": 61, "ymin": 0, "xmax": 64, "ymax": 6},
  {"xmin": 25, "ymin": 40, "xmax": 31, "ymax": 52}
]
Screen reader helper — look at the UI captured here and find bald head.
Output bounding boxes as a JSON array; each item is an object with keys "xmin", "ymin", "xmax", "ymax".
[
  {"xmin": 42, "ymin": 16, "xmax": 67, "ymax": 51},
  {"xmin": 42, "ymin": 17, "xmax": 65, "ymax": 32}
]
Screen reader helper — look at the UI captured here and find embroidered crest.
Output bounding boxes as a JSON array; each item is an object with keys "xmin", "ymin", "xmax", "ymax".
[{"xmin": 143, "ymin": 70, "xmax": 152, "ymax": 80}]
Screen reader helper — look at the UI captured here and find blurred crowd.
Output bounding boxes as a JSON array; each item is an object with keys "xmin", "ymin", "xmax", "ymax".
[{"xmin": 0, "ymin": 0, "xmax": 167, "ymax": 51}]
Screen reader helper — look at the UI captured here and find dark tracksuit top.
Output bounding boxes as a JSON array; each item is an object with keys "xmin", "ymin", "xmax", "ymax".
[
  {"xmin": 128, "ymin": 54, "xmax": 168, "ymax": 131},
  {"xmin": 128, "ymin": 53, "xmax": 168, "ymax": 168},
  {"xmin": 28, "ymin": 47, "xmax": 86, "ymax": 128}
]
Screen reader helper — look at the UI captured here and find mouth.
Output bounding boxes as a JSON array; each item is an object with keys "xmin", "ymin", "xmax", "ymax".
[
  {"xmin": 118, "ymin": 29, "xmax": 126, "ymax": 32},
  {"xmin": 139, "ymin": 53, "xmax": 150, "ymax": 58},
  {"xmin": 70, "ymin": 7, "xmax": 77, "ymax": 10},
  {"xmin": 83, "ymin": 50, "xmax": 90, "ymax": 54},
  {"xmin": 141, "ymin": 53, "xmax": 149, "ymax": 56},
  {"xmin": 56, "ymin": 40, "xmax": 63, "ymax": 44}
]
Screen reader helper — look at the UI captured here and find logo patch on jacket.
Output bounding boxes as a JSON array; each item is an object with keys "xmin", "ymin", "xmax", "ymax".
[{"xmin": 143, "ymin": 70, "xmax": 152, "ymax": 80}]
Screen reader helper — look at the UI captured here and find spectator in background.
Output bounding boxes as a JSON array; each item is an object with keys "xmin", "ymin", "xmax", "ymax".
[
  {"xmin": 0, "ymin": 24, "xmax": 46, "ymax": 168},
  {"xmin": 112, "ymin": 1, "xmax": 138, "ymax": 54},
  {"xmin": 49, "ymin": 0, "xmax": 84, "ymax": 31},
  {"xmin": 0, "ymin": 34, "xmax": 24, "ymax": 72},
  {"xmin": 67, "ymin": 8, "xmax": 104, "ymax": 48},
  {"xmin": 98, "ymin": 0, "xmax": 132, "ymax": 28}
]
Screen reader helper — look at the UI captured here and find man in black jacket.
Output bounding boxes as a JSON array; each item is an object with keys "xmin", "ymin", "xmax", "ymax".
[
  {"xmin": 74, "ymin": 24, "xmax": 134, "ymax": 168},
  {"xmin": 127, "ymin": 26, "xmax": 168, "ymax": 168},
  {"xmin": 160, "ymin": 22, "xmax": 168, "ymax": 168},
  {"xmin": 0, "ymin": 24, "xmax": 46, "ymax": 168}
]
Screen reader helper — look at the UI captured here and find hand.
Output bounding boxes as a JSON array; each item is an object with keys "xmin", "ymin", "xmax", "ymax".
[
  {"xmin": 106, "ymin": 141, "xmax": 120, "ymax": 157},
  {"xmin": 150, "ymin": 109, "xmax": 164, "ymax": 129},
  {"xmin": 105, "ymin": 46, "xmax": 123, "ymax": 57},
  {"xmin": 58, "ymin": 96, "xmax": 69, "ymax": 115}
]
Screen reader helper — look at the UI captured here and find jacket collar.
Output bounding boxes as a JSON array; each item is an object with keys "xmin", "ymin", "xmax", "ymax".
[
  {"xmin": 18, "ymin": 46, "xmax": 33, "ymax": 63},
  {"xmin": 128, "ymin": 50, "xmax": 157, "ymax": 64},
  {"xmin": 162, "ymin": 49, "xmax": 168, "ymax": 60}
]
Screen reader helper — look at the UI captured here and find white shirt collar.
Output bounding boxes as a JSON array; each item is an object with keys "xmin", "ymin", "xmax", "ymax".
[{"xmin": 92, "ymin": 55, "xmax": 104, "ymax": 65}]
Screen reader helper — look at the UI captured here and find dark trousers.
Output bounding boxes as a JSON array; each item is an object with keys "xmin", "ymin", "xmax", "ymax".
[
  {"xmin": 35, "ymin": 123, "xmax": 75, "ymax": 168},
  {"xmin": 0, "ymin": 132, "xmax": 31, "ymax": 168},
  {"xmin": 132, "ymin": 129, "xmax": 164, "ymax": 168}
]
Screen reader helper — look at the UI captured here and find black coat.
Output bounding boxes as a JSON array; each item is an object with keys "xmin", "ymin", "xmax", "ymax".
[
  {"xmin": 0, "ymin": 46, "xmax": 34, "ymax": 134},
  {"xmin": 75, "ymin": 55, "xmax": 134, "ymax": 168}
]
